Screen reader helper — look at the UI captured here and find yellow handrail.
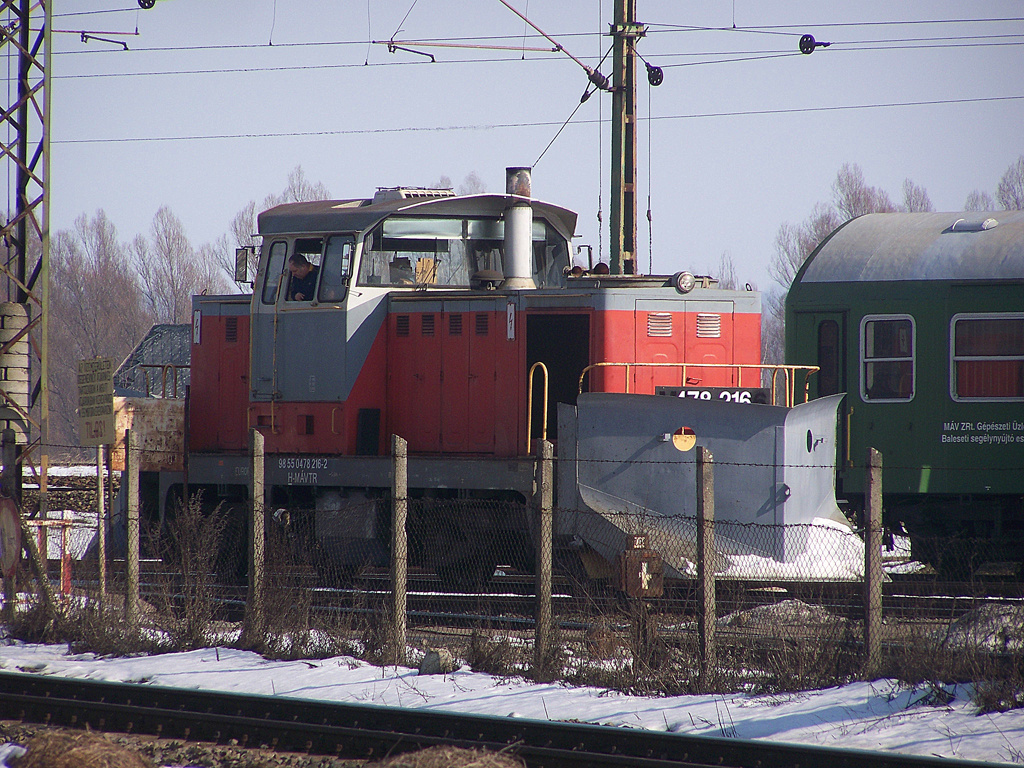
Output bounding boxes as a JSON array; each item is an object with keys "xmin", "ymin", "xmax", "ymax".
[
  {"xmin": 577, "ymin": 362, "xmax": 820, "ymax": 408},
  {"xmin": 527, "ymin": 361, "xmax": 549, "ymax": 450}
]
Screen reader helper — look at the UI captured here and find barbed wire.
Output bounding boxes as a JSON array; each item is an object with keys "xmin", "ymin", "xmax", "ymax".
[{"xmin": 29, "ymin": 440, "xmax": 1024, "ymax": 475}]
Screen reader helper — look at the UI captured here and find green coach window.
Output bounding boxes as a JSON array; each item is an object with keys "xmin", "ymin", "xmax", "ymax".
[
  {"xmin": 951, "ymin": 313, "xmax": 1024, "ymax": 401},
  {"xmin": 861, "ymin": 315, "xmax": 914, "ymax": 402}
]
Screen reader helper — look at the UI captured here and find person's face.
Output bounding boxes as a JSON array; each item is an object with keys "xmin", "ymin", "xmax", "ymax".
[{"xmin": 289, "ymin": 262, "xmax": 310, "ymax": 279}]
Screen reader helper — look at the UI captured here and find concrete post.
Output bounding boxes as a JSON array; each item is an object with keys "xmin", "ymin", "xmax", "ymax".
[
  {"xmin": 864, "ymin": 447, "xmax": 883, "ymax": 675},
  {"xmin": 125, "ymin": 429, "xmax": 140, "ymax": 631},
  {"xmin": 534, "ymin": 439, "xmax": 554, "ymax": 679},
  {"xmin": 696, "ymin": 445, "xmax": 716, "ymax": 688},
  {"xmin": 2, "ymin": 428, "xmax": 16, "ymax": 620},
  {"xmin": 390, "ymin": 435, "xmax": 408, "ymax": 666},
  {"xmin": 244, "ymin": 427, "xmax": 266, "ymax": 646}
]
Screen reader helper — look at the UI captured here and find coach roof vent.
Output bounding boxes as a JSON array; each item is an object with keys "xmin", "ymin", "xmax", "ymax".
[
  {"xmin": 372, "ymin": 186, "xmax": 456, "ymax": 203},
  {"xmin": 949, "ymin": 217, "xmax": 999, "ymax": 233}
]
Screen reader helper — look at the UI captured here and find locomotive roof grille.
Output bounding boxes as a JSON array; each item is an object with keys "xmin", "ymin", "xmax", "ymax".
[{"xmin": 372, "ymin": 187, "xmax": 456, "ymax": 203}]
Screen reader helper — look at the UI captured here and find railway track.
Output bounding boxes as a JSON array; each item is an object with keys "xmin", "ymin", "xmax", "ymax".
[
  {"xmin": 0, "ymin": 671, "xmax": 1008, "ymax": 768},
  {"xmin": 62, "ymin": 560, "xmax": 1024, "ymax": 631}
]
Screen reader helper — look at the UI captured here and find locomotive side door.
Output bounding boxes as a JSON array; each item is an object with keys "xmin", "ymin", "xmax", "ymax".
[{"xmin": 252, "ymin": 236, "xmax": 354, "ymax": 403}]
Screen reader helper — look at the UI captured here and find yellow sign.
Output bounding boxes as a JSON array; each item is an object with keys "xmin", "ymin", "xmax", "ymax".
[{"xmin": 78, "ymin": 357, "xmax": 115, "ymax": 446}]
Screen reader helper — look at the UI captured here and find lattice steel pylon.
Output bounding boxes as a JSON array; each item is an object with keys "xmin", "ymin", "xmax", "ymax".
[{"xmin": 1, "ymin": 0, "xmax": 50, "ymax": 512}]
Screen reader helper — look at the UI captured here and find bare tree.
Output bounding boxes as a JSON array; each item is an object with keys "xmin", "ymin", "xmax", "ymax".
[
  {"xmin": 198, "ymin": 235, "xmax": 235, "ymax": 288},
  {"xmin": 996, "ymin": 154, "xmax": 1024, "ymax": 210},
  {"xmin": 901, "ymin": 179, "xmax": 934, "ymax": 212},
  {"xmin": 964, "ymin": 189, "xmax": 995, "ymax": 211},
  {"xmin": 231, "ymin": 166, "xmax": 332, "ymax": 281},
  {"xmin": 429, "ymin": 172, "xmax": 486, "ymax": 195},
  {"xmin": 133, "ymin": 207, "xmax": 230, "ymax": 325},
  {"xmin": 769, "ymin": 203, "xmax": 840, "ymax": 288},
  {"xmin": 48, "ymin": 211, "xmax": 153, "ymax": 445},
  {"xmin": 282, "ymin": 165, "xmax": 330, "ymax": 203},
  {"xmin": 761, "ymin": 288, "xmax": 786, "ymax": 367},
  {"xmin": 832, "ymin": 163, "xmax": 897, "ymax": 220},
  {"xmin": 765, "ymin": 163, "xmax": 923, "ymax": 373},
  {"xmin": 715, "ymin": 252, "xmax": 739, "ymax": 291},
  {"xmin": 457, "ymin": 172, "xmax": 487, "ymax": 196}
]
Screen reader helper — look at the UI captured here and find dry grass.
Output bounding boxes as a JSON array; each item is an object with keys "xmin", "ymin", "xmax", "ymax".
[
  {"xmin": 10, "ymin": 730, "xmax": 153, "ymax": 768},
  {"xmin": 367, "ymin": 745, "xmax": 524, "ymax": 768}
]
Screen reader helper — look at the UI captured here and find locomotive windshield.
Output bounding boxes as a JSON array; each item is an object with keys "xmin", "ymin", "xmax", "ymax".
[
  {"xmin": 261, "ymin": 235, "xmax": 353, "ymax": 305},
  {"xmin": 357, "ymin": 215, "xmax": 568, "ymax": 288}
]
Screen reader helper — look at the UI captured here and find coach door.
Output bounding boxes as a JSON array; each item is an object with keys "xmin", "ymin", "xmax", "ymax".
[
  {"xmin": 793, "ymin": 310, "xmax": 850, "ymax": 472},
  {"xmin": 792, "ymin": 311, "xmax": 846, "ymax": 399}
]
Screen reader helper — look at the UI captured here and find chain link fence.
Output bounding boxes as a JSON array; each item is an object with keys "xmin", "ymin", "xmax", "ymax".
[{"xmin": 2, "ymin": 456, "xmax": 1023, "ymax": 709}]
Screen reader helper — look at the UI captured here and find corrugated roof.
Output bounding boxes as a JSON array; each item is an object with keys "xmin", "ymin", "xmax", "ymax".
[
  {"xmin": 796, "ymin": 210, "xmax": 1024, "ymax": 283},
  {"xmin": 256, "ymin": 193, "xmax": 578, "ymax": 243}
]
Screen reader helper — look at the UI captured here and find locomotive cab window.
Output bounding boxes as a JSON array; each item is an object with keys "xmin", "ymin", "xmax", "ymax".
[
  {"xmin": 950, "ymin": 313, "xmax": 1024, "ymax": 401},
  {"xmin": 317, "ymin": 235, "xmax": 354, "ymax": 303},
  {"xmin": 860, "ymin": 315, "xmax": 915, "ymax": 402},
  {"xmin": 260, "ymin": 241, "xmax": 288, "ymax": 304},
  {"xmin": 286, "ymin": 237, "xmax": 323, "ymax": 302},
  {"xmin": 357, "ymin": 215, "xmax": 568, "ymax": 289}
]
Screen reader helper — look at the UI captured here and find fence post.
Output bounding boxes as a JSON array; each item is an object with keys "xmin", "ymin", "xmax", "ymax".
[
  {"xmin": 696, "ymin": 445, "xmax": 716, "ymax": 689},
  {"xmin": 125, "ymin": 429, "xmax": 140, "ymax": 631},
  {"xmin": 96, "ymin": 444, "xmax": 106, "ymax": 604},
  {"xmin": 2, "ymin": 429, "xmax": 16, "ymax": 621},
  {"xmin": 534, "ymin": 439, "xmax": 554, "ymax": 680},
  {"xmin": 244, "ymin": 427, "xmax": 266, "ymax": 647},
  {"xmin": 391, "ymin": 435, "xmax": 408, "ymax": 666},
  {"xmin": 864, "ymin": 447, "xmax": 883, "ymax": 675}
]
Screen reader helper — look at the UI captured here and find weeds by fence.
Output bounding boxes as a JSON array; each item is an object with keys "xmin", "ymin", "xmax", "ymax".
[{"xmin": 2, "ymin": 456, "xmax": 1023, "ymax": 712}]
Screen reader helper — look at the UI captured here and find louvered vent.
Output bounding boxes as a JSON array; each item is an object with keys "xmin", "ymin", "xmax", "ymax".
[
  {"xmin": 225, "ymin": 316, "xmax": 238, "ymax": 343},
  {"xmin": 475, "ymin": 313, "xmax": 489, "ymax": 336},
  {"xmin": 647, "ymin": 312, "xmax": 673, "ymax": 337},
  {"xmin": 449, "ymin": 314, "xmax": 463, "ymax": 336},
  {"xmin": 396, "ymin": 315, "xmax": 410, "ymax": 337},
  {"xmin": 696, "ymin": 313, "xmax": 722, "ymax": 338},
  {"xmin": 422, "ymin": 314, "xmax": 435, "ymax": 337}
]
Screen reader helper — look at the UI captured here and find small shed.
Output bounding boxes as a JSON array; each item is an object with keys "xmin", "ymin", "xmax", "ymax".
[{"xmin": 114, "ymin": 323, "xmax": 191, "ymax": 398}]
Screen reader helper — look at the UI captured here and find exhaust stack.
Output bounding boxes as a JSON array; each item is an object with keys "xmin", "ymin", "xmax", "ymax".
[{"xmin": 502, "ymin": 167, "xmax": 536, "ymax": 289}]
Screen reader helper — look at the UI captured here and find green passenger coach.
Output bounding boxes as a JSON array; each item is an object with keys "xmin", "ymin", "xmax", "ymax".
[{"xmin": 786, "ymin": 210, "xmax": 1024, "ymax": 572}]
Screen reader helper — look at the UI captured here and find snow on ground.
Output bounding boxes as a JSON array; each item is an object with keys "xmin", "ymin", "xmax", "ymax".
[{"xmin": 1, "ymin": 641, "xmax": 1022, "ymax": 764}]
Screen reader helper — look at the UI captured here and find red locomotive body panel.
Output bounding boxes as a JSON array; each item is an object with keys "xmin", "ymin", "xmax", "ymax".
[
  {"xmin": 386, "ymin": 306, "xmax": 522, "ymax": 456},
  {"xmin": 248, "ymin": 326, "xmax": 390, "ymax": 456},
  {"xmin": 189, "ymin": 296, "xmax": 250, "ymax": 453}
]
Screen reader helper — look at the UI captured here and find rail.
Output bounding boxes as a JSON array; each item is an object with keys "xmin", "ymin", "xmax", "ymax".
[
  {"xmin": 578, "ymin": 362, "xmax": 820, "ymax": 407},
  {"xmin": 0, "ymin": 672, "xmax": 1001, "ymax": 768}
]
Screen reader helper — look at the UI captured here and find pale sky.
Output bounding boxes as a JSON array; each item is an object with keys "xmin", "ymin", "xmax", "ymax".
[{"xmin": 38, "ymin": 1, "xmax": 1024, "ymax": 290}]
